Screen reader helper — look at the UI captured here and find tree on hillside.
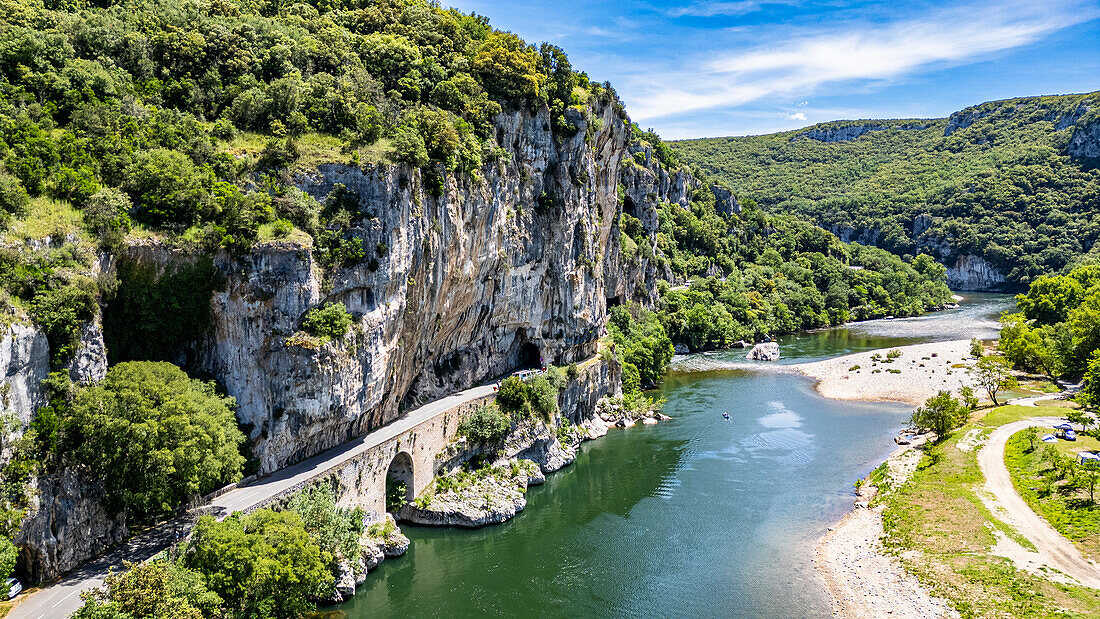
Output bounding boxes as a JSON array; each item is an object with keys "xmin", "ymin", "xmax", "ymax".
[
  {"xmin": 971, "ymin": 356, "xmax": 1017, "ymax": 406},
  {"xmin": 910, "ymin": 390, "xmax": 970, "ymax": 441},
  {"xmin": 62, "ymin": 361, "xmax": 246, "ymax": 521}
]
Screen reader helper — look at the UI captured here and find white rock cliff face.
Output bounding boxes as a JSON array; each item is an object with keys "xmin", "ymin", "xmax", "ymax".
[
  {"xmin": 0, "ymin": 323, "xmax": 50, "ymax": 430},
  {"xmin": 946, "ymin": 254, "xmax": 1006, "ymax": 291},
  {"xmin": 115, "ymin": 102, "xmax": 676, "ymax": 474},
  {"xmin": 12, "ymin": 99, "xmax": 689, "ymax": 581}
]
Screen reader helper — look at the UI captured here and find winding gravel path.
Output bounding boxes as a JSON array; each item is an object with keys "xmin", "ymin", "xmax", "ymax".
[{"xmin": 977, "ymin": 414, "xmax": 1100, "ymax": 589}]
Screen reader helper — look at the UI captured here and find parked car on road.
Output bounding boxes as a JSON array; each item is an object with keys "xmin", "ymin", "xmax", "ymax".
[{"xmin": 5, "ymin": 577, "xmax": 22, "ymax": 599}]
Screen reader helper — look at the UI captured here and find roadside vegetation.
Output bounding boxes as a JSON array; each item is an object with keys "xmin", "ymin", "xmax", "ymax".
[
  {"xmin": 76, "ymin": 484, "xmax": 365, "ymax": 618},
  {"xmin": 1006, "ymin": 428, "xmax": 1100, "ymax": 559}
]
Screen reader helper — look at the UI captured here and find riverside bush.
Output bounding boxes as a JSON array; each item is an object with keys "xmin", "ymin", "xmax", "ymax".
[
  {"xmin": 182, "ymin": 510, "xmax": 333, "ymax": 618},
  {"xmin": 458, "ymin": 405, "xmax": 511, "ymax": 444},
  {"xmin": 285, "ymin": 485, "xmax": 364, "ymax": 570}
]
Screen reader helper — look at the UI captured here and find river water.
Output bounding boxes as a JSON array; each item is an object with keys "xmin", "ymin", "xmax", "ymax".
[{"xmin": 333, "ymin": 293, "xmax": 1013, "ymax": 618}]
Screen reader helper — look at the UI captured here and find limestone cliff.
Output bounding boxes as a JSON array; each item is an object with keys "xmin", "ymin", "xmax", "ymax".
[
  {"xmin": 106, "ymin": 100, "xmax": 684, "ymax": 475},
  {"xmin": 9, "ymin": 95, "xmax": 701, "ymax": 582},
  {"xmin": 946, "ymin": 254, "xmax": 1007, "ymax": 291}
]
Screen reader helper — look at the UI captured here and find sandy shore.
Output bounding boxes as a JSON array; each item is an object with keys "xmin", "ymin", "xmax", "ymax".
[
  {"xmin": 806, "ymin": 339, "xmax": 976, "ymax": 617},
  {"xmin": 816, "ymin": 443, "xmax": 958, "ymax": 618},
  {"xmin": 796, "ymin": 340, "xmax": 976, "ymax": 406}
]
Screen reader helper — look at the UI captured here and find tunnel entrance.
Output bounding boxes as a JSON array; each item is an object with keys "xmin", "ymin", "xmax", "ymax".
[
  {"xmin": 520, "ymin": 342, "xmax": 541, "ymax": 369},
  {"xmin": 385, "ymin": 451, "xmax": 414, "ymax": 514}
]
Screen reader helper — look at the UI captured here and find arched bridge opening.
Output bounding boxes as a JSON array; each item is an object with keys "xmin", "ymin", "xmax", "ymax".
[{"xmin": 385, "ymin": 451, "xmax": 414, "ymax": 515}]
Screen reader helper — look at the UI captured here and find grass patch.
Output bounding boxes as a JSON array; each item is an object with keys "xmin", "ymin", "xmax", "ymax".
[
  {"xmin": 1005, "ymin": 429, "xmax": 1100, "ymax": 560},
  {"xmin": 875, "ymin": 407, "xmax": 1100, "ymax": 616},
  {"xmin": 221, "ymin": 132, "xmax": 393, "ymax": 173},
  {"xmin": 256, "ymin": 221, "xmax": 313, "ymax": 245},
  {"xmin": 978, "ymin": 404, "xmax": 1067, "ymax": 428},
  {"xmin": 6, "ymin": 196, "xmax": 89, "ymax": 243}
]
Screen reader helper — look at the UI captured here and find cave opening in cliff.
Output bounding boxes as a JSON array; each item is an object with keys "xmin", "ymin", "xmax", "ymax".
[
  {"xmin": 386, "ymin": 451, "xmax": 414, "ymax": 513},
  {"xmin": 519, "ymin": 342, "xmax": 541, "ymax": 369},
  {"xmin": 622, "ymin": 194, "xmax": 637, "ymax": 216}
]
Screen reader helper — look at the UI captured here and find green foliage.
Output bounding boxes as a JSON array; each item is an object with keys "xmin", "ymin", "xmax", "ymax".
[
  {"xmin": 28, "ymin": 278, "xmax": 99, "ymax": 369},
  {"xmin": 123, "ymin": 149, "xmax": 214, "ymax": 229},
  {"xmin": 1007, "ymin": 430, "xmax": 1100, "ymax": 541},
  {"xmin": 0, "ymin": 0, "xmax": 598, "ymax": 250},
  {"xmin": 284, "ymin": 485, "xmax": 364, "ymax": 568},
  {"xmin": 972, "ymin": 356, "xmax": 1018, "ymax": 406},
  {"xmin": 0, "ymin": 169, "xmax": 29, "ymax": 218},
  {"xmin": 103, "ymin": 257, "xmax": 218, "ymax": 364},
  {"xmin": 607, "ymin": 304, "xmax": 674, "ymax": 393},
  {"xmin": 970, "ymin": 338, "xmax": 985, "ymax": 359},
  {"xmin": 0, "ymin": 536, "xmax": 15, "ymax": 598},
  {"xmin": 910, "ymin": 390, "xmax": 970, "ymax": 440},
  {"xmin": 458, "ymin": 405, "xmax": 511, "ymax": 444},
  {"xmin": 181, "ymin": 510, "xmax": 333, "ymax": 618},
  {"xmin": 642, "ymin": 178, "xmax": 951, "ymax": 351},
  {"xmin": 959, "ymin": 385, "xmax": 980, "ymax": 410},
  {"xmin": 672, "ymin": 92, "xmax": 1100, "ymax": 288},
  {"xmin": 74, "ymin": 560, "xmax": 221, "ymax": 619},
  {"xmin": 300, "ymin": 302, "xmax": 353, "ymax": 343},
  {"xmin": 62, "ymin": 361, "xmax": 245, "ymax": 522},
  {"xmin": 494, "ymin": 375, "xmax": 561, "ymax": 422},
  {"xmin": 386, "ymin": 478, "xmax": 408, "ymax": 514},
  {"xmin": 82, "ymin": 188, "xmax": 133, "ymax": 251}
]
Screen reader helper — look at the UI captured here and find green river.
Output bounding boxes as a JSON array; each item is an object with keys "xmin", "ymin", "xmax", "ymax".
[{"xmin": 332, "ymin": 293, "xmax": 1012, "ymax": 617}]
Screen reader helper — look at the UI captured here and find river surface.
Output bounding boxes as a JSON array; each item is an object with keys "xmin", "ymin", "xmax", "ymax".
[{"xmin": 333, "ymin": 293, "xmax": 1013, "ymax": 618}]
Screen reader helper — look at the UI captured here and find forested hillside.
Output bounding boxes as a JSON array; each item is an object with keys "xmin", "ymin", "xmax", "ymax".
[{"xmin": 672, "ymin": 92, "xmax": 1100, "ymax": 288}]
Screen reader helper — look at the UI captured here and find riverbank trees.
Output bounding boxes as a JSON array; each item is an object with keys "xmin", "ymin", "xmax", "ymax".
[{"xmin": 999, "ymin": 263, "xmax": 1100, "ymax": 406}]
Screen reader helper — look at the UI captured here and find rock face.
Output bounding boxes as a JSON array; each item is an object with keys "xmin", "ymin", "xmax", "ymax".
[
  {"xmin": 799, "ymin": 123, "xmax": 929, "ymax": 142},
  {"xmin": 801, "ymin": 125, "xmax": 888, "ymax": 142},
  {"xmin": 710, "ymin": 184, "xmax": 741, "ymax": 215},
  {"xmin": 1068, "ymin": 117, "xmax": 1100, "ymax": 160},
  {"xmin": 323, "ymin": 513, "xmax": 410, "ymax": 604},
  {"xmin": 11, "ymin": 96, "xmax": 681, "ymax": 581},
  {"xmin": 398, "ymin": 459, "xmax": 537, "ymax": 528},
  {"xmin": 112, "ymin": 100, "xmax": 672, "ymax": 475},
  {"xmin": 15, "ymin": 470, "xmax": 128, "ymax": 583},
  {"xmin": 746, "ymin": 342, "xmax": 781, "ymax": 361},
  {"xmin": 946, "ymin": 254, "xmax": 1006, "ymax": 291},
  {"xmin": 0, "ymin": 323, "xmax": 50, "ymax": 431}
]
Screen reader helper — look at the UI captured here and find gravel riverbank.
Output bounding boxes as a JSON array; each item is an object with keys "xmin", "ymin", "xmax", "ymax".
[
  {"xmin": 815, "ymin": 443, "xmax": 958, "ymax": 618},
  {"xmin": 796, "ymin": 340, "xmax": 977, "ymax": 406}
]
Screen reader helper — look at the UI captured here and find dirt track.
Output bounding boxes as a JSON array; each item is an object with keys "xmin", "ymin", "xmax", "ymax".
[{"xmin": 977, "ymin": 415, "xmax": 1100, "ymax": 589}]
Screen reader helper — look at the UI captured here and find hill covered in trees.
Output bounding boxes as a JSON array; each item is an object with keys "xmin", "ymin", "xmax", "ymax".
[{"xmin": 672, "ymin": 92, "xmax": 1100, "ymax": 289}]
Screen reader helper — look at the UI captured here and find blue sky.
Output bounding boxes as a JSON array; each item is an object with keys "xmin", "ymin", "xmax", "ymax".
[{"xmin": 446, "ymin": 0, "xmax": 1100, "ymax": 139}]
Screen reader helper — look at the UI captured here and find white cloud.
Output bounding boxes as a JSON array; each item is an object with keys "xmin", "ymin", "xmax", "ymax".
[
  {"xmin": 627, "ymin": 0, "xmax": 1097, "ymax": 121},
  {"xmin": 585, "ymin": 26, "xmax": 616, "ymax": 37},
  {"xmin": 787, "ymin": 112, "xmax": 807, "ymax": 121},
  {"xmin": 668, "ymin": 1, "xmax": 795, "ymax": 18}
]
